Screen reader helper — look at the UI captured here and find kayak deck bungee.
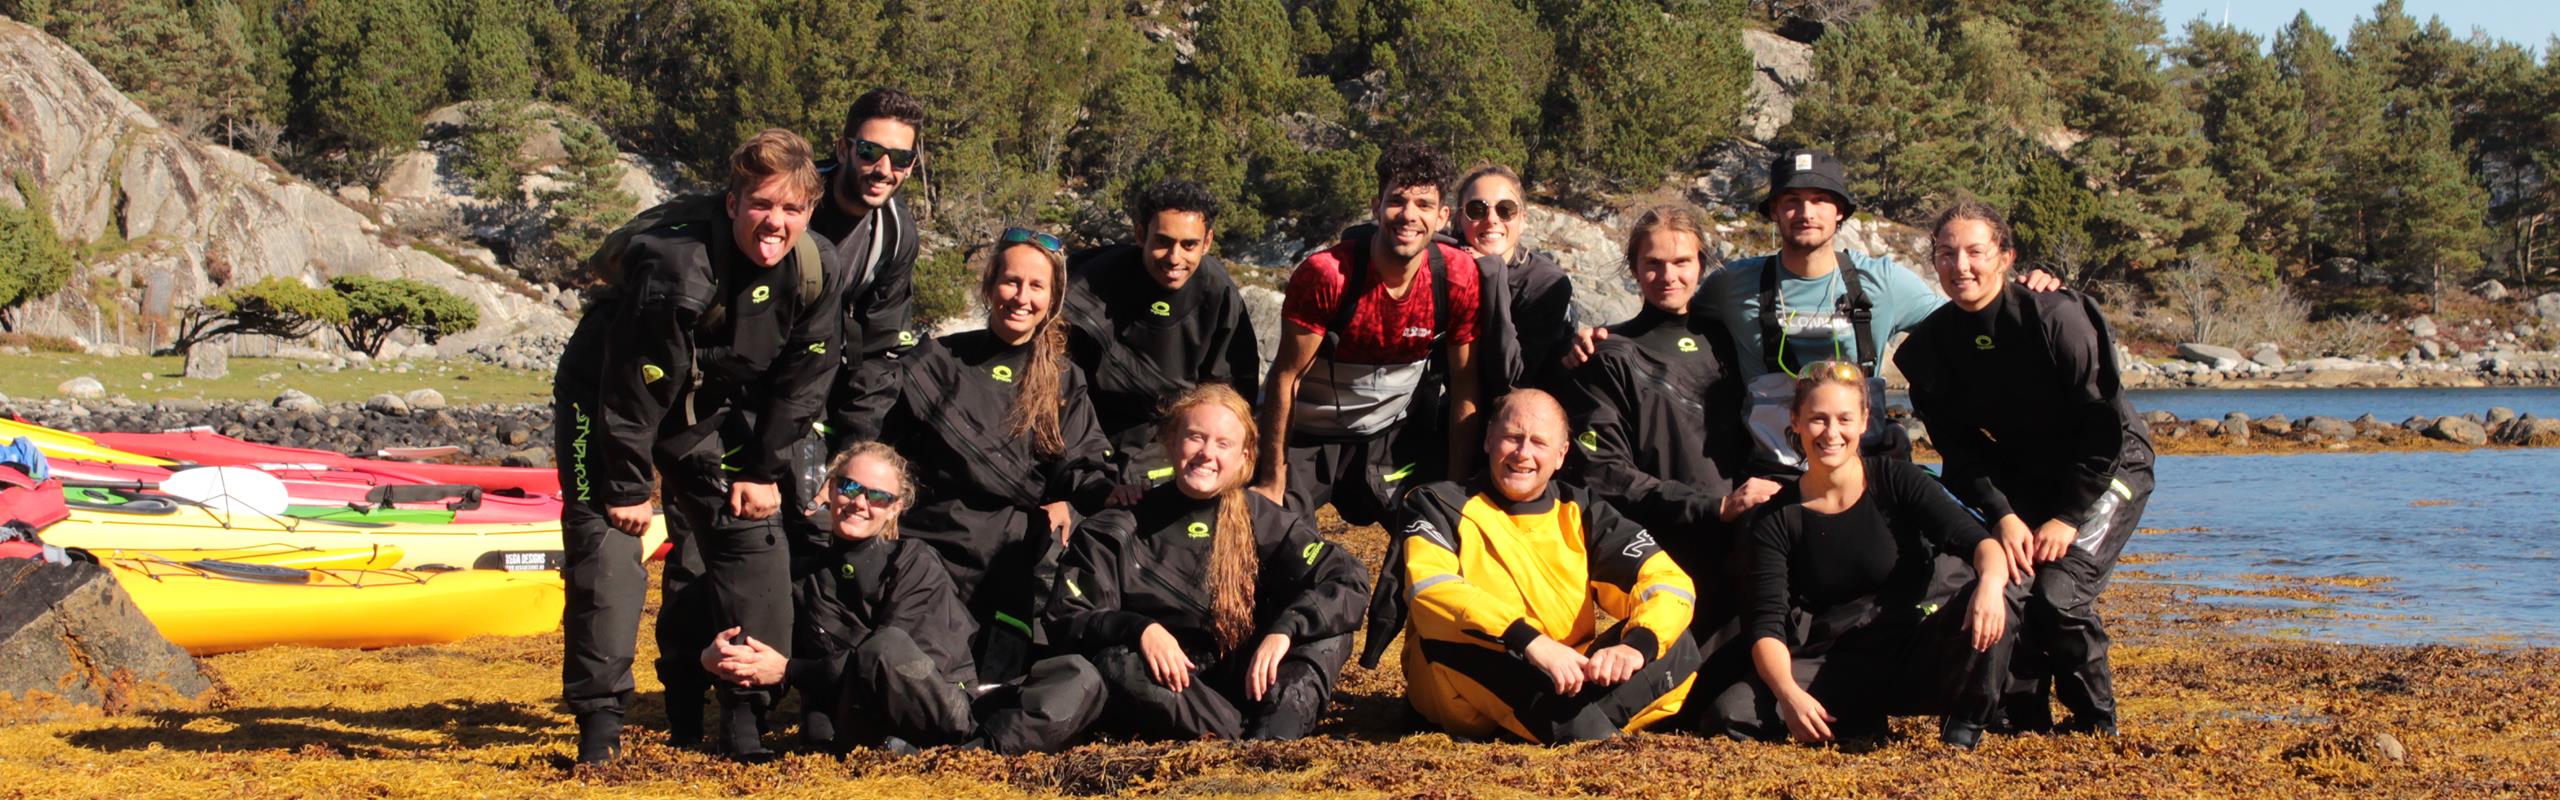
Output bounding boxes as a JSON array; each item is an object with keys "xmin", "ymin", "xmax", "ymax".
[
  {"xmin": 75, "ymin": 543, "xmax": 405, "ymax": 570},
  {"xmin": 38, "ymin": 503, "xmax": 666, "ymax": 571},
  {"xmin": 104, "ymin": 558, "xmax": 567, "ymax": 655},
  {"xmin": 46, "ymin": 457, "xmax": 565, "ymax": 524},
  {"xmin": 84, "ymin": 429, "xmax": 561, "ymax": 496}
]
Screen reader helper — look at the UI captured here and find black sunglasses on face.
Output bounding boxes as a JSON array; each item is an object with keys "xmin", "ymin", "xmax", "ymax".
[
  {"xmin": 1001, "ymin": 226, "xmax": 1064, "ymax": 254},
  {"xmin": 849, "ymin": 138, "xmax": 918, "ymax": 170},
  {"xmin": 832, "ymin": 476, "xmax": 901, "ymax": 506},
  {"xmin": 1464, "ymin": 198, "xmax": 1522, "ymax": 222}
]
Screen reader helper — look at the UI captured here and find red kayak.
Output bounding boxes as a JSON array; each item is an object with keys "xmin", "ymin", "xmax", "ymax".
[
  {"xmin": 44, "ymin": 457, "xmax": 563, "ymax": 524},
  {"xmin": 84, "ymin": 430, "xmax": 560, "ymax": 496}
]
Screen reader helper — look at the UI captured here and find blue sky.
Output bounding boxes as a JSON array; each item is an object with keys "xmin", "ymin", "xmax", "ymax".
[{"xmin": 2152, "ymin": 1, "xmax": 2557, "ymax": 51}]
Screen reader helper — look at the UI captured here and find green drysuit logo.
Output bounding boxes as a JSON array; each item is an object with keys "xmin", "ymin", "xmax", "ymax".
[
  {"xmin": 1301, "ymin": 542, "xmax": 1325, "ymax": 565},
  {"xmin": 1150, "ymin": 301, "xmax": 1172, "ymax": 317},
  {"xmin": 991, "ymin": 365, "xmax": 1015, "ymax": 383},
  {"xmin": 1677, "ymin": 337, "xmax": 1699, "ymax": 353},
  {"xmin": 1974, "ymin": 334, "xmax": 1995, "ymax": 350},
  {"xmin": 751, "ymin": 285, "xmax": 772, "ymax": 304},
  {"xmin": 1186, "ymin": 521, "xmax": 1211, "ymax": 538},
  {"xmin": 641, "ymin": 363, "xmax": 666, "ymax": 384},
  {"xmin": 1577, "ymin": 430, "xmax": 1600, "ymax": 452}
]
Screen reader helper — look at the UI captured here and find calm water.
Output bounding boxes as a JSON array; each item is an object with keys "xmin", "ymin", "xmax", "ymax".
[
  {"xmin": 2135, "ymin": 449, "xmax": 2560, "ymax": 646},
  {"xmin": 2123, "ymin": 386, "xmax": 2560, "ymax": 422}
]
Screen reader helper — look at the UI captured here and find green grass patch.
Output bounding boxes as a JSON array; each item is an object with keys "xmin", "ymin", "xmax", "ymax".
[{"xmin": 0, "ymin": 353, "xmax": 551, "ymax": 405}]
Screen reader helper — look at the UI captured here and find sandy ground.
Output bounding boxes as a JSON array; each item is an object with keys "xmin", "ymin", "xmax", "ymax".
[{"xmin": 4, "ymin": 518, "xmax": 2556, "ymax": 799}]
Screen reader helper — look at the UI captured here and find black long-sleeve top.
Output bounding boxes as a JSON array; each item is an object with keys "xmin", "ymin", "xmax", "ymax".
[
  {"xmin": 555, "ymin": 222, "xmax": 845, "ymax": 505},
  {"xmin": 1892, "ymin": 284, "xmax": 2154, "ymax": 527},
  {"xmin": 1062, "ymin": 245, "xmax": 1263, "ymax": 464},
  {"xmin": 1048, "ymin": 485, "xmax": 1370, "ymax": 659},
  {"xmin": 788, "ymin": 535, "xmax": 979, "ymax": 687},
  {"xmin": 1561, "ymin": 305, "xmax": 1751, "ymax": 543},
  {"xmin": 1747, "ymin": 458, "xmax": 1989, "ymax": 658}
]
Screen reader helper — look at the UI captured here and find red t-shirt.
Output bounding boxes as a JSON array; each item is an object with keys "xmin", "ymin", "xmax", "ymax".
[{"xmin": 1281, "ymin": 240, "xmax": 1480, "ymax": 364}]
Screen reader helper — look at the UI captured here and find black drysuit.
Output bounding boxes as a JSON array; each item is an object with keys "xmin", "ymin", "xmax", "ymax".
[
  {"xmin": 1706, "ymin": 458, "xmax": 2023, "ymax": 740},
  {"xmin": 1048, "ymin": 486, "xmax": 1370, "ymax": 740},
  {"xmin": 1063, "ymin": 245, "xmax": 1263, "ymax": 483},
  {"xmin": 1893, "ymin": 284, "xmax": 2155, "ymax": 730},
  {"xmin": 1559, "ymin": 305, "xmax": 1759, "ymax": 675},
  {"xmin": 808, "ymin": 171, "xmax": 919, "ymax": 446},
  {"xmin": 1472, "ymin": 248, "xmax": 1576, "ymax": 400},
  {"xmin": 552, "ymin": 221, "xmax": 844, "ymax": 727},
  {"xmin": 783, "ymin": 535, "xmax": 1105, "ymax": 754},
  {"xmin": 841, "ymin": 329, "xmax": 1116, "ymax": 680}
]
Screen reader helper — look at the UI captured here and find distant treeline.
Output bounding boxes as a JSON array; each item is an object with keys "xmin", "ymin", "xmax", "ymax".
[{"xmin": 7, "ymin": 0, "xmax": 2558, "ymax": 301}]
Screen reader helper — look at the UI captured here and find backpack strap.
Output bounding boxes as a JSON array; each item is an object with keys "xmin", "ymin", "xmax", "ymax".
[
  {"xmin": 1757, "ymin": 253, "xmax": 1878, "ymax": 374},
  {"xmin": 1756, "ymin": 258, "xmax": 1786, "ymax": 374},
  {"xmin": 1834, "ymin": 251, "xmax": 1878, "ymax": 372},
  {"xmin": 1319, "ymin": 245, "xmax": 1369, "ymax": 358},
  {"xmin": 1428, "ymin": 243, "xmax": 1451, "ymax": 343}
]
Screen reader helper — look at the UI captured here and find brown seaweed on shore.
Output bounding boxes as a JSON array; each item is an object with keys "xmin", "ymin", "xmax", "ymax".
[{"xmin": 3, "ymin": 517, "xmax": 2555, "ymax": 799}]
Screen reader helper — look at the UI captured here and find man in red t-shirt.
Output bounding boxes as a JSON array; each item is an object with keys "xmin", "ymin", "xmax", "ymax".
[{"xmin": 1251, "ymin": 142, "xmax": 1482, "ymax": 526}]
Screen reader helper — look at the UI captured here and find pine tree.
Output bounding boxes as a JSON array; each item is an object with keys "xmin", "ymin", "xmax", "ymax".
[
  {"xmin": 1785, "ymin": 12, "xmax": 2024, "ymax": 219},
  {"xmin": 1379, "ymin": 0, "xmax": 1553, "ymax": 175},
  {"xmin": 292, "ymin": 0, "xmax": 457, "ymax": 183},
  {"xmin": 2274, "ymin": 11, "xmax": 2389, "ymax": 263},
  {"xmin": 1539, "ymin": 0, "xmax": 1754, "ymax": 197},
  {"xmin": 2181, "ymin": 21, "xmax": 2319, "ymax": 277},
  {"xmin": 2390, "ymin": 108, "xmax": 2489, "ymax": 312},
  {"xmin": 2011, "ymin": 155, "xmax": 2099, "ymax": 283}
]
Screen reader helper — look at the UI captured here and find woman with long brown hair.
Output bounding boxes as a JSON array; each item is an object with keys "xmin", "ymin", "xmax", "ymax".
[
  {"xmin": 842, "ymin": 226, "xmax": 1116, "ymax": 683},
  {"xmin": 1046, "ymin": 384, "xmax": 1371, "ymax": 740},
  {"xmin": 1702, "ymin": 361, "xmax": 2020, "ymax": 748}
]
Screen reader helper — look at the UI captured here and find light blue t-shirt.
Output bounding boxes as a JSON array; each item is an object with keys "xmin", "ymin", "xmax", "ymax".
[{"xmin": 1701, "ymin": 251, "xmax": 1944, "ymax": 380}]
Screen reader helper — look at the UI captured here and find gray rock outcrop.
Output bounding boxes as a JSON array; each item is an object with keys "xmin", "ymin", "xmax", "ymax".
[
  {"xmin": 2177, "ymin": 343, "xmax": 2246, "ymax": 370},
  {"xmin": 0, "ymin": 20, "xmax": 570, "ymax": 352},
  {"xmin": 2425, "ymin": 416, "xmax": 2488, "ymax": 446},
  {"xmin": 55, "ymin": 376, "xmax": 104, "ymax": 399},
  {"xmin": 0, "ymin": 559, "xmax": 214, "ymax": 715},
  {"xmin": 182, "ymin": 344, "xmax": 228, "ymax": 380}
]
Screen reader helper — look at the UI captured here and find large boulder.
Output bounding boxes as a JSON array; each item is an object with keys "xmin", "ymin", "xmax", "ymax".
[
  {"xmin": 0, "ymin": 559, "xmax": 213, "ymax": 715},
  {"xmin": 2176, "ymin": 343, "xmax": 2245, "ymax": 370},
  {"xmin": 55, "ymin": 376, "xmax": 104, "ymax": 399},
  {"xmin": 182, "ymin": 343, "xmax": 228, "ymax": 380},
  {"xmin": 2247, "ymin": 342, "xmax": 2286, "ymax": 369},
  {"xmin": 2424, "ymin": 416, "xmax": 2488, "ymax": 446},
  {"xmin": 2536, "ymin": 293, "xmax": 2560, "ymax": 322},
  {"xmin": 2407, "ymin": 316, "xmax": 2439, "ymax": 340},
  {"xmin": 1739, "ymin": 30, "xmax": 1814, "ymax": 141}
]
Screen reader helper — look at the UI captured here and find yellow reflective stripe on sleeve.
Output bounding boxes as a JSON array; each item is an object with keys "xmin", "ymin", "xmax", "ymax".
[
  {"xmin": 2110, "ymin": 477, "xmax": 2133, "ymax": 501},
  {"xmin": 1146, "ymin": 466, "xmax": 1175, "ymax": 481},
  {"xmin": 1637, "ymin": 584, "xmax": 1696, "ymax": 606},
  {"xmin": 1409, "ymin": 573, "xmax": 1461, "ymax": 601}
]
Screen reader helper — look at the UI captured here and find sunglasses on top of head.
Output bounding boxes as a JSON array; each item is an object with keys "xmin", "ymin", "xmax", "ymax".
[
  {"xmin": 1463, "ymin": 198, "xmax": 1522, "ymax": 222},
  {"xmin": 832, "ymin": 476, "xmax": 901, "ymax": 506},
  {"xmin": 847, "ymin": 138, "xmax": 918, "ymax": 170},
  {"xmin": 1001, "ymin": 227, "xmax": 1064, "ymax": 254}
]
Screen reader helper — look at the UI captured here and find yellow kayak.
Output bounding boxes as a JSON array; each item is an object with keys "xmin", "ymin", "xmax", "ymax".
[
  {"xmin": 106, "ymin": 559, "xmax": 566, "ymax": 655},
  {"xmin": 0, "ymin": 418, "xmax": 173, "ymax": 466},
  {"xmin": 76, "ymin": 543, "xmax": 404, "ymax": 570},
  {"xmin": 39, "ymin": 504, "xmax": 669, "ymax": 571}
]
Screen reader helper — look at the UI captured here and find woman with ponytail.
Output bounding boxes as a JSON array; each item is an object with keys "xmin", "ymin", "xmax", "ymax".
[
  {"xmin": 843, "ymin": 227, "xmax": 1115, "ymax": 684},
  {"xmin": 1046, "ymin": 384, "xmax": 1371, "ymax": 740}
]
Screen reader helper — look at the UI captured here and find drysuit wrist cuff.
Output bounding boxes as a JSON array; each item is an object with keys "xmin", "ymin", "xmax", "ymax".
[
  {"xmin": 1500, "ymin": 620, "xmax": 1542, "ymax": 656},
  {"xmin": 1618, "ymin": 628, "xmax": 1661, "ymax": 665}
]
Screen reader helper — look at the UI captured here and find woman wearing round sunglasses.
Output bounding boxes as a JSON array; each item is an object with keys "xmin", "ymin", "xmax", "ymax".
[
  {"xmin": 840, "ymin": 226, "xmax": 1117, "ymax": 685},
  {"xmin": 1702, "ymin": 361, "xmax": 2019, "ymax": 749},
  {"xmin": 700, "ymin": 442, "xmax": 1107, "ymax": 756},
  {"xmin": 1451, "ymin": 164, "xmax": 1576, "ymax": 398},
  {"xmin": 1048, "ymin": 384, "xmax": 1370, "ymax": 741}
]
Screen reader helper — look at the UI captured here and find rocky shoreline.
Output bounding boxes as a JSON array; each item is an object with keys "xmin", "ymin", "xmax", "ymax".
[
  {"xmin": 2121, "ymin": 341, "xmax": 2560, "ymax": 390},
  {"xmin": 6, "ymin": 393, "xmax": 2556, "ymax": 467}
]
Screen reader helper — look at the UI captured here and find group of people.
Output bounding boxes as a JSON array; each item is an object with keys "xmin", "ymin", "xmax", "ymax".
[{"xmin": 551, "ymin": 87, "xmax": 2157, "ymax": 764}]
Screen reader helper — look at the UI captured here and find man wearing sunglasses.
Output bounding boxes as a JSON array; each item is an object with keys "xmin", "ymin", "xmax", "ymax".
[
  {"xmin": 1063, "ymin": 179, "xmax": 1263, "ymax": 489},
  {"xmin": 1252, "ymin": 142, "xmax": 1482, "ymax": 535},
  {"xmin": 810, "ymin": 88, "xmax": 925, "ymax": 450}
]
